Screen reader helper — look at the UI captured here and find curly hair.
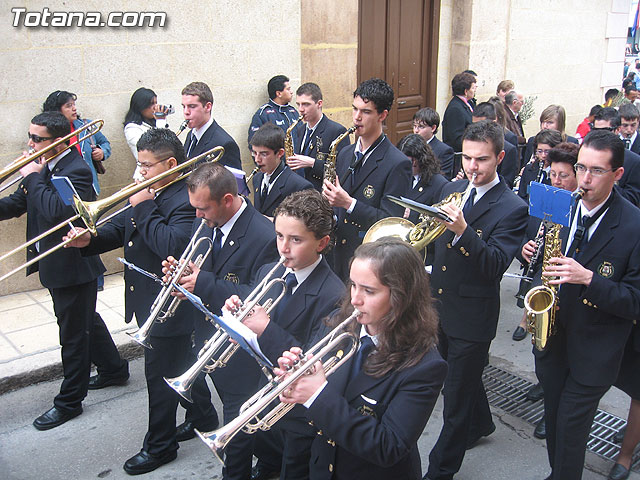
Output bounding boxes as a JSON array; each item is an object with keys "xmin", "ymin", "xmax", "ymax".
[
  {"xmin": 397, "ymin": 134, "xmax": 441, "ymax": 185},
  {"xmin": 329, "ymin": 237, "xmax": 439, "ymax": 378}
]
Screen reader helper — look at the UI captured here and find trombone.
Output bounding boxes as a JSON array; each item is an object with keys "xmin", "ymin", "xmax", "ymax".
[
  {"xmin": 0, "ymin": 119, "xmax": 104, "ymax": 193},
  {"xmin": 0, "ymin": 146, "xmax": 224, "ymax": 283},
  {"xmin": 195, "ymin": 309, "xmax": 361, "ymax": 463},
  {"xmin": 127, "ymin": 219, "xmax": 213, "ymax": 348},
  {"xmin": 164, "ymin": 257, "xmax": 288, "ymax": 402}
]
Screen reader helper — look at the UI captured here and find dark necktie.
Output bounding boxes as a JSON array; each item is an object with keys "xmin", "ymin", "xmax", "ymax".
[
  {"xmin": 349, "ymin": 336, "xmax": 375, "ymax": 380},
  {"xmin": 212, "ymin": 228, "xmax": 223, "ymax": 259},
  {"xmin": 624, "ymin": 138, "xmax": 631, "ymax": 150},
  {"xmin": 187, "ymin": 134, "xmax": 198, "ymax": 157},
  {"xmin": 261, "ymin": 179, "xmax": 269, "ymax": 204},
  {"xmin": 567, "ymin": 214, "xmax": 590, "ymax": 259},
  {"xmin": 274, "ymin": 272, "xmax": 297, "ymax": 319},
  {"xmin": 346, "ymin": 151, "xmax": 364, "ymax": 191},
  {"xmin": 462, "ymin": 187, "xmax": 477, "ymax": 215},
  {"xmin": 302, "ymin": 126, "xmax": 312, "ymax": 155}
]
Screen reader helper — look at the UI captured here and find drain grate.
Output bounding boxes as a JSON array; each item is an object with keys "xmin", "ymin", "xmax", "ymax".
[{"xmin": 483, "ymin": 364, "xmax": 640, "ymax": 471}]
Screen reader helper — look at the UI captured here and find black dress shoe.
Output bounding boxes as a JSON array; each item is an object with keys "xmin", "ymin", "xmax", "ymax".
[
  {"xmin": 612, "ymin": 425, "xmax": 627, "ymax": 443},
  {"xmin": 526, "ymin": 383, "xmax": 544, "ymax": 402},
  {"xmin": 176, "ymin": 419, "xmax": 219, "ymax": 442},
  {"xmin": 88, "ymin": 373, "xmax": 129, "ymax": 390},
  {"xmin": 123, "ymin": 449, "xmax": 177, "ymax": 475},
  {"xmin": 512, "ymin": 326, "xmax": 527, "ymax": 341},
  {"xmin": 33, "ymin": 406, "xmax": 82, "ymax": 430},
  {"xmin": 466, "ymin": 422, "xmax": 496, "ymax": 449},
  {"xmin": 533, "ymin": 418, "xmax": 546, "ymax": 439},
  {"xmin": 608, "ymin": 462, "xmax": 630, "ymax": 480},
  {"xmin": 251, "ymin": 464, "xmax": 281, "ymax": 480}
]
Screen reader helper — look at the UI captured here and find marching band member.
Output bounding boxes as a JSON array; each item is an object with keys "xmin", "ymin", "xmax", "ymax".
[
  {"xmin": 164, "ymin": 162, "xmax": 278, "ymax": 480},
  {"xmin": 425, "ymin": 120, "xmax": 528, "ymax": 480},
  {"xmin": 275, "ymin": 237, "xmax": 447, "ymax": 480},
  {"xmin": 535, "ymin": 130, "xmax": 640, "ymax": 480},
  {"xmin": 63, "ymin": 128, "xmax": 195, "ymax": 475},
  {"xmin": 225, "ymin": 189, "xmax": 344, "ymax": 480},
  {"xmin": 0, "ymin": 112, "xmax": 125, "ymax": 430}
]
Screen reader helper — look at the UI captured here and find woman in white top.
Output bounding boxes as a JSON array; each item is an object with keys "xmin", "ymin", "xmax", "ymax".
[{"xmin": 123, "ymin": 88, "xmax": 170, "ymax": 180}]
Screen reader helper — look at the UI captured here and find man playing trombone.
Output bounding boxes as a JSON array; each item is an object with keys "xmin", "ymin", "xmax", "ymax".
[
  {"xmin": 0, "ymin": 112, "xmax": 126, "ymax": 430},
  {"xmin": 63, "ymin": 128, "xmax": 196, "ymax": 475}
]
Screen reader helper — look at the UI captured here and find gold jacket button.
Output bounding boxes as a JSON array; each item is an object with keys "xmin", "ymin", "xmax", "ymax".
[
  {"xmin": 447, "ymin": 243, "xmax": 452, "ymax": 249},
  {"xmin": 465, "ymin": 252, "xmax": 469, "ymax": 256},
  {"xmin": 583, "ymin": 298, "xmax": 588, "ymax": 305},
  {"xmin": 329, "ymin": 464, "xmax": 334, "ymax": 473},
  {"xmin": 437, "ymin": 288, "xmax": 443, "ymax": 294},
  {"xmin": 341, "ymin": 239, "xmax": 347, "ymax": 245},
  {"xmin": 442, "ymin": 266, "xmax": 447, "ymax": 271},
  {"xmin": 128, "ymin": 241, "xmax": 134, "ymax": 247},
  {"xmin": 129, "ymin": 285, "xmax": 134, "ymax": 292},
  {"xmin": 344, "ymin": 219, "xmax": 348, "ymax": 223}
]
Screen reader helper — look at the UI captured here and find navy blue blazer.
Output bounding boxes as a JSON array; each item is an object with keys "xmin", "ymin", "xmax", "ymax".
[
  {"xmin": 255, "ymin": 258, "xmax": 345, "ymax": 364},
  {"xmin": 191, "ymin": 202, "xmax": 279, "ymax": 394},
  {"xmin": 428, "ymin": 137, "xmax": 455, "ymax": 180},
  {"xmin": 630, "ymin": 135, "xmax": 640, "ymax": 156},
  {"xmin": 498, "ymin": 140, "xmax": 519, "ymax": 189},
  {"xmin": 333, "ymin": 137, "xmax": 412, "ymax": 279},
  {"xmin": 306, "ymin": 337, "xmax": 447, "ymax": 480},
  {"xmin": 617, "ymin": 149, "xmax": 640, "ymax": 206},
  {"xmin": 293, "ymin": 115, "xmax": 351, "ymax": 190},
  {"xmin": 404, "ymin": 174, "xmax": 449, "ymax": 225},
  {"xmin": 82, "ymin": 181, "xmax": 195, "ymax": 336},
  {"xmin": 252, "ymin": 164, "xmax": 314, "ymax": 217},
  {"xmin": 0, "ymin": 149, "xmax": 104, "ymax": 288},
  {"xmin": 442, "ymin": 96, "xmax": 473, "ymax": 154},
  {"xmin": 517, "ymin": 160, "xmax": 550, "ymax": 202},
  {"xmin": 184, "ymin": 119, "xmax": 242, "ymax": 170},
  {"xmin": 430, "ymin": 179, "xmax": 528, "ymax": 342},
  {"xmin": 535, "ymin": 191, "xmax": 640, "ymax": 387}
]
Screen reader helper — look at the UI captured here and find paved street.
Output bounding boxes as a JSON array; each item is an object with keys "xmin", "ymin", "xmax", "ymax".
[{"xmin": 0, "ymin": 265, "xmax": 638, "ymax": 479}]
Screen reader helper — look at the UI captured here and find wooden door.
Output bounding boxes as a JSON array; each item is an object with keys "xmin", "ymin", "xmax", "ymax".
[{"xmin": 358, "ymin": 0, "xmax": 440, "ymax": 144}]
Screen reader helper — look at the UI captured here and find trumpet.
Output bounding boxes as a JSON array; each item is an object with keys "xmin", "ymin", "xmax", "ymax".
[
  {"xmin": 195, "ymin": 309, "xmax": 361, "ymax": 463},
  {"xmin": 1, "ymin": 119, "xmax": 104, "ymax": 194},
  {"xmin": 164, "ymin": 257, "xmax": 288, "ymax": 402},
  {"xmin": 127, "ymin": 219, "xmax": 213, "ymax": 348},
  {"xmin": 0, "ymin": 146, "xmax": 224, "ymax": 283}
]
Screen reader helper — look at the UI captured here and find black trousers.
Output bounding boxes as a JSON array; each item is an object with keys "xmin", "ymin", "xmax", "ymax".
[
  {"xmin": 254, "ymin": 417, "xmax": 315, "ymax": 480},
  {"xmin": 142, "ymin": 335, "xmax": 192, "ymax": 455},
  {"xmin": 535, "ymin": 327, "xmax": 609, "ymax": 480},
  {"xmin": 50, "ymin": 279, "xmax": 124, "ymax": 411},
  {"xmin": 427, "ymin": 334, "xmax": 493, "ymax": 480}
]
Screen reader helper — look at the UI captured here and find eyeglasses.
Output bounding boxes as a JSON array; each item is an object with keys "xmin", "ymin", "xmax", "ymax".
[
  {"xmin": 28, "ymin": 133, "xmax": 54, "ymax": 143},
  {"xmin": 535, "ymin": 149, "xmax": 551, "ymax": 156},
  {"xmin": 251, "ymin": 151, "xmax": 271, "ymax": 159},
  {"xmin": 574, "ymin": 164, "xmax": 616, "ymax": 176},
  {"xmin": 412, "ymin": 123, "xmax": 429, "ymax": 130},
  {"xmin": 549, "ymin": 171, "xmax": 572, "ymax": 180},
  {"xmin": 136, "ymin": 158, "xmax": 170, "ymax": 170}
]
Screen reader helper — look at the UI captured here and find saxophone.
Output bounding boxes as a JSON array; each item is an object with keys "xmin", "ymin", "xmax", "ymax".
[
  {"xmin": 284, "ymin": 115, "xmax": 303, "ymax": 160},
  {"xmin": 524, "ymin": 188, "xmax": 585, "ymax": 350},
  {"xmin": 323, "ymin": 126, "xmax": 357, "ymax": 184}
]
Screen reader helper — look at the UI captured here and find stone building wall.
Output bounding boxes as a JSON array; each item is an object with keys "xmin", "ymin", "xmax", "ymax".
[{"xmin": 0, "ymin": 1, "xmax": 301, "ymax": 294}]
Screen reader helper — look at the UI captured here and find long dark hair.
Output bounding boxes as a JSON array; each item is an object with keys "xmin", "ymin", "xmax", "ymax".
[
  {"xmin": 330, "ymin": 237, "xmax": 439, "ymax": 377},
  {"xmin": 397, "ymin": 134, "xmax": 441, "ymax": 185},
  {"xmin": 42, "ymin": 90, "xmax": 76, "ymax": 113},
  {"xmin": 123, "ymin": 87, "xmax": 156, "ymax": 126}
]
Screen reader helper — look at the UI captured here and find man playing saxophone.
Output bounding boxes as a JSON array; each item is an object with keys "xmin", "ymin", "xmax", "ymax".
[
  {"xmin": 286, "ymin": 82, "xmax": 351, "ymax": 191},
  {"xmin": 534, "ymin": 130, "xmax": 640, "ymax": 480},
  {"xmin": 63, "ymin": 128, "xmax": 196, "ymax": 475}
]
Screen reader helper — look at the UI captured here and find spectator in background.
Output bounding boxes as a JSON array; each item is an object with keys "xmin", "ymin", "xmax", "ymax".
[
  {"xmin": 523, "ymin": 105, "xmax": 579, "ymax": 164},
  {"xmin": 496, "ymin": 80, "xmax": 515, "ymax": 100},
  {"xmin": 442, "ymin": 72, "xmax": 476, "ymax": 154},
  {"xmin": 604, "ymin": 88, "xmax": 620, "ymax": 107},
  {"xmin": 575, "ymin": 105, "xmax": 603, "ymax": 144}
]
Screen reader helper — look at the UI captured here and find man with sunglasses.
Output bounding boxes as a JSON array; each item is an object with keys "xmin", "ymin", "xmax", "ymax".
[
  {"xmin": 0, "ymin": 112, "xmax": 126, "ymax": 430},
  {"xmin": 534, "ymin": 130, "xmax": 640, "ymax": 480},
  {"xmin": 64, "ymin": 128, "xmax": 197, "ymax": 475},
  {"xmin": 592, "ymin": 107, "xmax": 640, "ymax": 206}
]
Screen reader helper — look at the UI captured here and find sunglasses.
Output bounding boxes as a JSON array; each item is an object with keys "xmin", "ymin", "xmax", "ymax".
[{"xmin": 28, "ymin": 133, "xmax": 54, "ymax": 143}]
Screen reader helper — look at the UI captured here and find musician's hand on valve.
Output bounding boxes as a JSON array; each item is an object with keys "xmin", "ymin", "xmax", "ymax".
[
  {"xmin": 161, "ymin": 256, "xmax": 178, "ymax": 282},
  {"xmin": 286, "ymin": 154, "xmax": 314, "ymax": 170},
  {"xmin": 175, "ymin": 261, "xmax": 199, "ymax": 294},
  {"xmin": 438, "ymin": 203, "xmax": 467, "ymax": 236},
  {"xmin": 274, "ymin": 349, "xmax": 326, "ymax": 404},
  {"xmin": 224, "ymin": 295, "xmax": 243, "ymax": 315},
  {"xmin": 20, "ymin": 159, "xmax": 44, "ymax": 177},
  {"xmin": 242, "ymin": 304, "xmax": 270, "ymax": 337},
  {"xmin": 62, "ymin": 227, "xmax": 91, "ymax": 248},
  {"xmin": 323, "ymin": 176, "xmax": 352, "ymax": 209},
  {"xmin": 542, "ymin": 256, "xmax": 594, "ymax": 286},
  {"xmin": 522, "ymin": 240, "xmax": 537, "ymax": 263}
]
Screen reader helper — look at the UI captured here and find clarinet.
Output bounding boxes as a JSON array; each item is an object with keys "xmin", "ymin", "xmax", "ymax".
[{"xmin": 515, "ymin": 224, "xmax": 545, "ymax": 308}]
